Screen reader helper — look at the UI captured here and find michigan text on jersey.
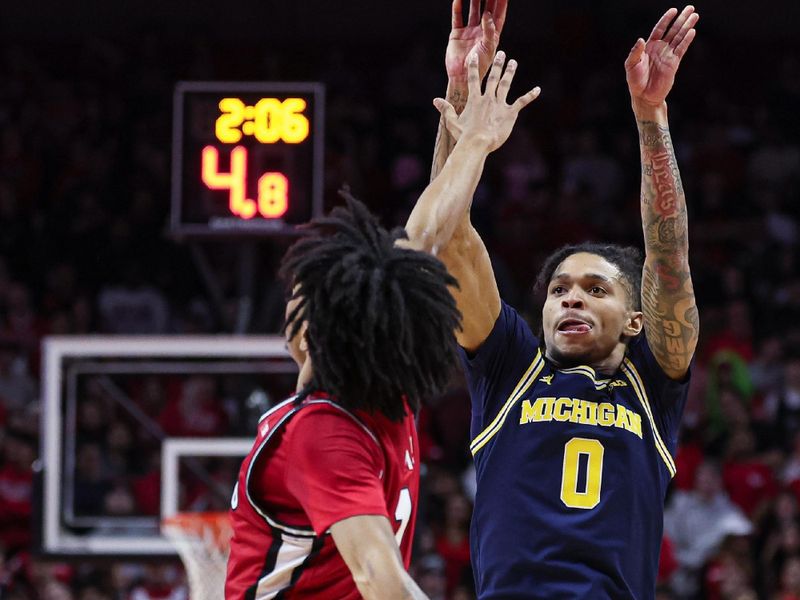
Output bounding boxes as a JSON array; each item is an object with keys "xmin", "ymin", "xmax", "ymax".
[{"xmin": 519, "ymin": 396, "xmax": 644, "ymax": 439}]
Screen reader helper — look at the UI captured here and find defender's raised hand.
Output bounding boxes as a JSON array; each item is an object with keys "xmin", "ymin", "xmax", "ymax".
[
  {"xmin": 446, "ymin": 0, "xmax": 508, "ymax": 85},
  {"xmin": 434, "ymin": 51, "xmax": 540, "ymax": 153},
  {"xmin": 625, "ymin": 6, "xmax": 699, "ymax": 108}
]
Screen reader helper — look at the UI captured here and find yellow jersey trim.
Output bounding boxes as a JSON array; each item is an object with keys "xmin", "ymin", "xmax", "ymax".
[
  {"xmin": 470, "ymin": 350, "xmax": 545, "ymax": 456},
  {"xmin": 621, "ymin": 358, "xmax": 677, "ymax": 477}
]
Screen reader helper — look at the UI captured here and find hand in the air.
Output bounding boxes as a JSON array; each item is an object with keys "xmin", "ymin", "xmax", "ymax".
[
  {"xmin": 446, "ymin": 0, "xmax": 508, "ymax": 84},
  {"xmin": 625, "ymin": 5, "xmax": 699, "ymax": 107},
  {"xmin": 434, "ymin": 51, "xmax": 540, "ymax": 153}
]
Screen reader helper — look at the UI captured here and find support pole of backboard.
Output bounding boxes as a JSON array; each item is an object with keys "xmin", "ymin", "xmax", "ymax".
[
  {"xmin": 190, "ymin": 243, "xmax": 231, "ymax": 331},
  {"xmin": 235, "ymin": 242, "xmax": 257, "ymax": 334}
]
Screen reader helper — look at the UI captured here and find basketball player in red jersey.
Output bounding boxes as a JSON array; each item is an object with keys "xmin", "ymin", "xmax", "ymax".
[{"xmin": 225, "ymin": 196, "xmax": 462, "ymax": 599}]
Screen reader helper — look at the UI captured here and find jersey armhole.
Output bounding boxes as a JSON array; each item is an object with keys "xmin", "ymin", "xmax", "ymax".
[{"xmin": 245, "ymin": 400, "xmax": 383, "ymax": 537}]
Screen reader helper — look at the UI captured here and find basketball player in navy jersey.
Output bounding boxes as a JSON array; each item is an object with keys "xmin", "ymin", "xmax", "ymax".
[{"xmin": 405, "ymin": 3, "xmax": 700, "ymax": 598}]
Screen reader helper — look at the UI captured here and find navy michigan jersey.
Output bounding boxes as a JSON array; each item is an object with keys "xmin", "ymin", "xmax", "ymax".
[{"xmin": 463, "ymin": 302, "xmax": 688, "ymax": 599}]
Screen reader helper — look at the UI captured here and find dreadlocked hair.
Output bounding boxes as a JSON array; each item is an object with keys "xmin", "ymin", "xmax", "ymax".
[
  {"xmin": 533, "ymin": 242, "xmax": 644, "ymax": 310},
  {"xmin": 280, "ymin": 192, "xmax": 462, "ymax": 422}
]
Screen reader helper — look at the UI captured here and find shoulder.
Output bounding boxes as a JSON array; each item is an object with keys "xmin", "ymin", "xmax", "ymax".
[
  {"xmin": 496, "ymin": 301, "xmax": 537, "ymax": 342},
  {"xmin": 461, "ymin": 301, "xmax": 538, "ymax": 366},
  {"xmin": 287, "ymin": 399, "xmax": 381, "ymax": 450},
  {"xmin": 625, "ymin": 334, "xmax": 691, "ymax": 384}
]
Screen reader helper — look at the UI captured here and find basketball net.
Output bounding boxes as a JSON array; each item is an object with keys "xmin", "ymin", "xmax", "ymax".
[{"xmin": 162, "ymin": 512, "xmax": 232, "ymax": 600}]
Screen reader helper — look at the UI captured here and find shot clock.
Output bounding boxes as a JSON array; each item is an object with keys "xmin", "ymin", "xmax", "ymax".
[{"xmin": 171, "ymin": 82, "xmax": 324, "ymax": 236}]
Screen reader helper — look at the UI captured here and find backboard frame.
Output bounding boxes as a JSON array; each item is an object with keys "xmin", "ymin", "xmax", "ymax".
[{"xmin": 40, "ymin": 335, "xmax": 292, "ymax": 557}]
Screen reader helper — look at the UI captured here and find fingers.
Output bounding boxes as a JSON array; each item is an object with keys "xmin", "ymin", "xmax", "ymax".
[
  {"xmin": 468, "ymin": 0, "xmax": 480, "ymax": 27},
  {"xmin": 433, "ymin": 98, "xmax": 459, "ymax": 127},
  {"xmin": 481, "ymin": 10, "xmax": 497, "ymax": 42},
  {"xmin": 648, "ymin": 7, "xmax": 679, "ymax": 42},
  {"xmin": 486, "ymin": 51, "xmax": 505, "ymax": 95},
  {"xmin": 486, "ymin": 0, "xmax": 497, "ymax": 16},
  {"xmin": 452, "ymin": 0, "xmax": 463, "ymax": 29},
  {"xmin": 467, "ymin": 53, "xmax": 481, "ymax": 96},
  {"xmin": 497, "ymin": 58, "xmax": 517, "ymax": 103},
  {"xmin": 674, "ymin": 27, "xmax": 697, "ymax": 58},
  {"xmin": 433, "ymin": 98, "xmax": 462, "ymax": 140},
  {"xmin": 512, "ymin": 86, "xmax": 541, "ymax": 113},
  {"xmin": 494, "ymin": 0, "xmax": 508, "ymax": 33},
  {"xmin": 671, "ymin": 12, "xmax": 699, "ymax": 49},
  {"xmin": 664, "ymin": 5, "xmax": 695, "ymax": 44},
  {"xmin": 624, "ymin": 38, "xmax": 646, "ymax": 71}
]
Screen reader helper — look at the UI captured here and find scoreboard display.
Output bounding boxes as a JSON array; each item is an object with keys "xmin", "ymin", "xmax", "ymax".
[{"xmin": 171, "ymin": 82, "xmax": 324, "ymax": 236}]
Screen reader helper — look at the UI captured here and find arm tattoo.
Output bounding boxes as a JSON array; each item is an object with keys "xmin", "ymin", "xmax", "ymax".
[{"xmin": 638, "ymin": 120, "xmax": 699, "ymax": 377}]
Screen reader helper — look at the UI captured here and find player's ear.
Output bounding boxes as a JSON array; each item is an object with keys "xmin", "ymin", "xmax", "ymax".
[
  {"xmin": 624, "ymin": 310, "xmax": 644, "ymax": 339},
  {"xmin": 299, "ymin": 324, "xmax": 309, "ymax": 353}
]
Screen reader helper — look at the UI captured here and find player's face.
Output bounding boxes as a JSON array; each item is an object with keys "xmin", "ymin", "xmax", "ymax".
[
  {"xmin": 284, "ymin": 296, "xmax": 307, "ymax": 368},
  {"xmin": 541, "ymin": 253, "xmax": 642, "ymax": 368}
]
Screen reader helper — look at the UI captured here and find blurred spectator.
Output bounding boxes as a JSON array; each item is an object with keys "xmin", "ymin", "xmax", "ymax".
[
  {"xmin": 664, "ymin": 461, "xmax": 753, "ymax": 597},
  {"xmin": 703, "ymin": 535, "xmax": 757, "ymax": 600},
  {"xmin": 3, "ymin": 283, "xmax": 44, "ymax": 350},
  {"xmin": 764, "ymin": 352, "xmax": 800, "ymax": 450},
  {"xmin": 747, "ymin": 125, "xmax": 800, "ymax": 190},
  {"xmin": 561, "ymin": 129, "xmax": 623, "ymax": 204},
  {"xmin": 132, "ymin": 451, "xmax": 162, "ymax": 516},
  {"xmin": 73, "ymin": 443, "xmax": 112, "ymax": 515},
  {"xmin": 674, "ymin": 427, "xmax": 706, "ymax": 491},
  {"xmin": 657, "ymin": 535, "xmax": 679, "ymax": 587},
  {"xmin": 705, "ymin": 351, "xmax": 755, "ymax": 450},
  {"xmin": 776, "ymin": 555, "xmax": 800, "ymax": 600},
  {"xmin": 413, "ymin": 554, "xmax": 446, "ymax": 600},
  {"xmin": 97, "ymin": 263, "xmax": 169, "ymax": 335},
  {"xmin": 435, "ymin": 493, "xmax": 471, "ymax": 597},
  {"xmin": 159, "ymin": 376, "xmax": 227, "ymax": 438},
  {"xmin": 756, "ymin": 491, "xmax": 800, "ymax": 595},
  {"xmin": 750, "ymin": 337, "xmax": 785, "ymax": 397},
  {"xmin": 703, "ymin": 301, "xmax": 756, "ymax": 365},
  {"xmin": 127, "ymin": 564, "xmax": 186, "ymax": 600},
  {"xmin": 723, "ymin": 427, "xmax": 779, "ymax": 517},
  {"xmin": 0, "ymin": 430, "xmax": 35, "ymax": 552},
  {"xmin": 104, "ymin": 484, "xmax": 137, "ymax": 517},
  {"xmin": 761, "ymin": 522, "xmax": 800, "ymax": 596},
  {"xmin": 0, "ymin": 342, "xmax": 35, "ymax": 412}
]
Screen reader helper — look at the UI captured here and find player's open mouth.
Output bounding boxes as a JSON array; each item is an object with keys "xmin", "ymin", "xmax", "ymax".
[{"xmin": 557, "ymin": 319, "xmax": 593, "ymax": 335}]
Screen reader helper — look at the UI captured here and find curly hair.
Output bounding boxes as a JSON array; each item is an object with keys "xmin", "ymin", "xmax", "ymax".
[
  {"xmin": 533, "ymin": 242, "xmax": 644, "ymax": 311},
  {"xmin": 279, "ymin": 192, "xmax": 462, "ymax": 421}
]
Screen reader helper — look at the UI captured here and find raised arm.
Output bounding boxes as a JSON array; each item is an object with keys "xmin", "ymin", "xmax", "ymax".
[
  {"xmin": 425, "ymin": 1, "xmax": 509, "ymax": 351},
  {"xmin": 404, "ymin": 53, "xmax": 539, "ymax": 350},
  {"xmin": 431, "ymin": 0, "xmax": 508, "ymax": 181},
  {"xmin": 625, "ymin": 6, "xmax": 700, "ymax": 380},
  {"xmin": 331, "ymin": 515, "xmax": 428, "ymax": 600}
]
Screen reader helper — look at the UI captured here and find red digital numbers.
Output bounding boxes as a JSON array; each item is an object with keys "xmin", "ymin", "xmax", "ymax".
[{"xmin": 201, "ymin": 146, "xmax": 289, "ymax": 219}]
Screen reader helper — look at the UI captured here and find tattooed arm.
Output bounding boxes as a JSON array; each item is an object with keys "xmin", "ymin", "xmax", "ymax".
[
  {"xmin": 626, "ymin": 6, "xmax": 700, "ymax": 380},
  {"xmin": 636, "ymin": 108, "xmax": 698, "ymax": 379}
]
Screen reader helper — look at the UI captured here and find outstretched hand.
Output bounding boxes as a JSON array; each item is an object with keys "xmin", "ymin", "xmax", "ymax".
[
  {"xmin": 446, "ymin": 0, "xmax": 508, "ymax": 85},
  {"xmin": 434, "ymin": 51, "xmax": 540, "ymax": 153},
  {"xmin": 625, "ymin": 5, "xmax": 699, "ymax": 108}
]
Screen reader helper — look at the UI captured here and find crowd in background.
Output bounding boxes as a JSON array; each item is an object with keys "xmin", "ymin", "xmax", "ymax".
[{"xmin": 0, "ymin": 13, "xmax": 800, "ymax": 600}]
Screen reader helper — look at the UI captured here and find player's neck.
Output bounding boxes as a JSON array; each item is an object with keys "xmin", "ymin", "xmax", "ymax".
[
  {"xmin": 547, "ymin": 343, "xmax": 627, "ymax": 376},
  {"xmin": 296, "ymin": 358, "xmax": 313, "ymax": 392},
  {"xmin": 592, "ymin": 345, "xmax": 628, "ymax": 376}
]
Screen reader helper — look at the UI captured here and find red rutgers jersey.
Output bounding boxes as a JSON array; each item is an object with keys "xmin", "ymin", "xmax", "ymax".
[{"xmin": 225, "ymin": 393, "xmax": 419, "ymax": 599}]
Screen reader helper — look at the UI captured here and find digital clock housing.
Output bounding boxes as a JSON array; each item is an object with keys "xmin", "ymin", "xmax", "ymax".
[{"xmin": 171, "ymin": 81, "xmax": 324, "ymax": 237}]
